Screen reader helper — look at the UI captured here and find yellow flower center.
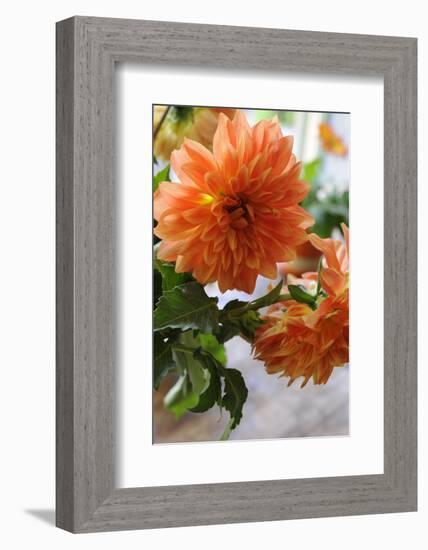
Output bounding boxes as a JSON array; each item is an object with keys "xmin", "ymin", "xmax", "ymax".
[{"xmin": 199, "ymin": 193, "xmax": 214, "ymax": 205}]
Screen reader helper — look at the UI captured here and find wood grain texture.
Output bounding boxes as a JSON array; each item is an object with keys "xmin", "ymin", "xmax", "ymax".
[
  {"xmin": 56, "ymin": 17, "xmax": 76, "ymax": 532},
  {"xmin": 56, "ymin": 16, "xmax": 417, "ymax": 533}
]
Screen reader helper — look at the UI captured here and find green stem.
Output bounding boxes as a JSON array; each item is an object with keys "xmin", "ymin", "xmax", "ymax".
[
  {"xmin": 220, "ymin": 293, "xmax": 292, "ymax": 322},
  {"xmin": 276, "ymin": 293, "xmax": 292, "ymax": 303},
  {"xmin": 220, "ymin": 418, "xmax": 235, "ymax": 441},
  {"xmin": 246, "ymin": 293, "xmax": 292, "ymax": 310}
]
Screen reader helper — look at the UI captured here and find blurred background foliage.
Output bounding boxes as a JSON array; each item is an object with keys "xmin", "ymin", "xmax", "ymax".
[{"xmin": 301, "ymin": 158, "xmax": 349, "ymax": 238}]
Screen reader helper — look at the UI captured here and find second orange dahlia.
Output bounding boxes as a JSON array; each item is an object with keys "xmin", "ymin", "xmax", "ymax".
[{"xmin": 253, "ymin": 225, "xmax": 349, "ymax": 386}]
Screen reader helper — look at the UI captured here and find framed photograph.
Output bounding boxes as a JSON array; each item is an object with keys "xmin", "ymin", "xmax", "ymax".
[{"xmin": 56, "ymin": 16, "xmax": 417, "ymax": 532}]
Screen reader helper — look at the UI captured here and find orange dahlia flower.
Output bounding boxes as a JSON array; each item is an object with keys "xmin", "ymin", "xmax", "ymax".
[
  {"xmin": 154, "ymin": 110, "xmax": 314, "ymax": 293},
  {"xmin": 153, "ymin": 106, "xmax": 235, "ymax": 161},
  {"xmin": 308, "ymin": 223, "xmax": 349, "ymax": 297},
  {"xmin": 253, "ymin": 225, "xmax": 349, "ymax": 386}
]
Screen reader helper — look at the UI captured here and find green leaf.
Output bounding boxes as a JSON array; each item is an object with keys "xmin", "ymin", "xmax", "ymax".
[
  {"xmin": 170, "ymin": 332, "xmax": 225, "ymax": 414},
  {"xmin": 154, "ymin": 282, "xmax": 220, "ymax": 334},
  {"xmin": 153, "ymin": 333, "xmax": 176, "ymax": 389},
  {"xmin": 178, "ymin": 329, "xmax": 199, "ymax": 348},
  {"xmin": 154, "ymin": 255, "xmax": 193, "ymax": 292},
  {"xmin": 154, "ymin": 268, "xmax": 163, "ymax": 308},
  {"xmin": 172, "ymin": 345, "xmax": 210, "ymax": 396},
  {"xmin": 176, "ymin": 329, "xmax": 227, "ymax": 370},
  {"xmin": 153, "ymin": 164, "xmax": 170, "ymax": 192},
  {"xmin": 217, "ymin": 321, "xmax": 241, "ymax": 343},
  {"xmin": 190, "ymin": 350, "xmax": 222, "ymax": 413},
  {"xmin": 219, "ymin": 366, "xmax": 248, "ymax": 432},
  {"xmin": 223, "ymin": 299, "xmax": 247, "ymax": 312},
  {"xmin": 164, "ymin": 374, "xmax": 199, "ymax": 419},
  {"xmin": 199, "ymin": 333, "xmax": 227, "ymax": 365},
  {"xmin": 288, "ymin": 284, "xmax": 317, "ymax": 307},
  {"xmin": 164, "ymin": 343, "xmax": 213, "ymax": 418}
]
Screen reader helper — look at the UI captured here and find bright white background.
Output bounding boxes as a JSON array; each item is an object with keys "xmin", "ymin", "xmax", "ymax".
[
  {"xmin": 0, "ymin": 1, "xmax": 425, "ymax": 549},
  {"xmin": 118, "ymin": 67, "xmax": 383, "ymax": 488}
]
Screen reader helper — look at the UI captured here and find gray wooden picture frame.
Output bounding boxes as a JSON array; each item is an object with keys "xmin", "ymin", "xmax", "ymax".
[{"xmin": 56, "ymin": 16, "xmax": 417, "ymax": 533}]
